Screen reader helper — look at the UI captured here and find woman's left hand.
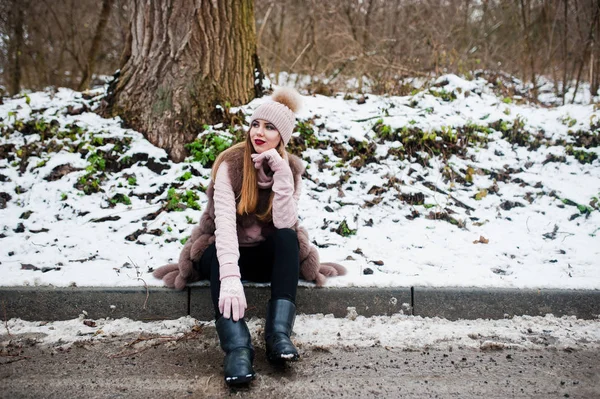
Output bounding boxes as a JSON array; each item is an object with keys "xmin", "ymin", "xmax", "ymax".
[{"xmin": 251, "ymin": 148, "xmax": 286, "ymax": 171}]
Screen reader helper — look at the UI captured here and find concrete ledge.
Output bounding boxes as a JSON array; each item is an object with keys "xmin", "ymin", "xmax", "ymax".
[
  {"xmin": 0, "ymin": 287, "xmax": 188, "ymax": 321},
  {"xmin": 189, "ymin": 286, "xmax": 412, "ymax": 320},
  {"xmin": 1, "ymin": 286, "xmax": 598, "ymax": 321},
  {"xmin": 413, "ymin": 287, "xmax": 600, "ymax": 321}
]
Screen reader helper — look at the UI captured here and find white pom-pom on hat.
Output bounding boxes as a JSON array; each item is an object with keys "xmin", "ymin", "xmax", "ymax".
[
  {"xmin": 271, "ymin": 87, "xmax": 302, "ymax": 113},
  {"xmin": 249, "ymin": 87, "xmax": 303, "ymax": 146}
]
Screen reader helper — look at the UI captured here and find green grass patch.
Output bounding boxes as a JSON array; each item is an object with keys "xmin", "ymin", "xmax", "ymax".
[
  {"xmin": 185, "ymin": 132, "xmax": 232, "ymax": 167},
  {"xmin": 335, "ymin": 219, "xmax": 356, "ymax": 237},
  {"xmin": 165, "ymin": 188, "xmax": 201, "ymax": 212}
]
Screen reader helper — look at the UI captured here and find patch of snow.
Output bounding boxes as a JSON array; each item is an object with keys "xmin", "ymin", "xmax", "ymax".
[
  {"xmin": 2, "ymin": 314, "xmax": 599, "ymax": 352},
  {"xmin": 1, "ymin": 76, "xmax": 599, "ymax": 290}
]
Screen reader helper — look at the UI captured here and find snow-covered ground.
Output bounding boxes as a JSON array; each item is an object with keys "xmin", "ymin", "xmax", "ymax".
[
  {"xmin": 0, "ymin": 73, "xmax": 599, "ymax": 290},
  {"xmin": 3, "ymin": 313, "xmax": 600, "ymax": 351}
]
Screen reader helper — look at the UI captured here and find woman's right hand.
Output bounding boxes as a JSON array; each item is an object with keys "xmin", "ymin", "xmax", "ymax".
[
  {"xmin": 218, "ymin": 276, "xmax": 247, "ymax": 321},
  {"xmin": 251, "ymin": 148, "xmax": 286, "ymax": 172}
]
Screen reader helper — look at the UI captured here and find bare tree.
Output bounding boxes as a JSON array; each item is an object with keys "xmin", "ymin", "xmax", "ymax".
[
  {"xmin": 571, "ymin": 0, "xmax": 600, "ymax": 103},
  {"xmin": 78, "ymin": 0, "xmax": 115, "ymax": 91},
  {"xmin": 6, "ymin": 0, "xmax": 25, "ymax": 95},
  {"xmin": 102, "ymin": 0, "xmax": 262, "ymax": 162},
  {"xmin": 5, "ymin": 0, "xmax": 600, "ymax": 103}
]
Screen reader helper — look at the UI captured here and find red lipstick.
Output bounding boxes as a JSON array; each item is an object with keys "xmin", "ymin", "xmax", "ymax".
[{"xmin": 255, "ymin": 139, "xmax": 265, "ymax": 145}]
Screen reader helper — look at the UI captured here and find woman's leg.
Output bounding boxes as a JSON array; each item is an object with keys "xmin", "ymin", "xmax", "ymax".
[
  {"xmin": 238, "ymin": 228, "xmax": 301, "ymax": 364},
  {"xmin": 195, "ymin": 228, "xmax": 300, "ymax": 311},
  {"xmin": 238, "ymin": 228, "xmax": 300, "ymax": 302},
  {"xmin": 268, "ymin": 228, "xmax": 300, "ymax": 302},
  {"xmin": 194, "ymin": 243, "xmax": 255, "ymax": 385},
  {"xmin": 193, "ymin": 243, "xmax": 224, "ymax": 319}
]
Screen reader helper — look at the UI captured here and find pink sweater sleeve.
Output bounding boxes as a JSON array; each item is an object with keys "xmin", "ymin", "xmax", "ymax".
[
  {"xmin": 272, "ymin": 161, "xmax": 299, "ymax": 229},
  {"xmin": 213, "ymin": 162, "xmax": 241, "ymax": 280}
]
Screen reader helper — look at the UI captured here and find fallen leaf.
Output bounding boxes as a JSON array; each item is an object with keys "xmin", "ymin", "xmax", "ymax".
[
  {"xmin": 473, "ymin": 236, "xmax": 489, "ymax": 244},
  {"xmin": 83, "ymin": 320, "xmax": 97, "ymax": 327},
  {"xmin": 21, "ymin": 263, "xmax": 40, "ymax": 271}
]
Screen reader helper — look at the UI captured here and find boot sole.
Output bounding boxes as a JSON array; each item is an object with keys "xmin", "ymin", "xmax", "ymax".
[
  {"xmin": 225, "ymin": 373, "xmax": 256, "ymax": 386},
  {"xmin": 267, "ymin": 352, "xmax": 300, "ymax": 364}
]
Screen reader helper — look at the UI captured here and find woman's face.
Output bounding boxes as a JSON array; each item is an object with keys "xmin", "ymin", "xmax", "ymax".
[{"xmin": 249, "ymin": 119, "xmax": 281, "ymax": 153}]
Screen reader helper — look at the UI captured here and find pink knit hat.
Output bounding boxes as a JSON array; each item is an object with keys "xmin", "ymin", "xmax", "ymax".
[{"xmin": 249, "ymin": 87, "xmax": 302, "ymax": 146}]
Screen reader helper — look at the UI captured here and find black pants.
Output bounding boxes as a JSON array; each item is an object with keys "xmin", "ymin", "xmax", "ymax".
[{"xmin": 194, "ymin": 228, "xmax": 300, "ymax": 318}]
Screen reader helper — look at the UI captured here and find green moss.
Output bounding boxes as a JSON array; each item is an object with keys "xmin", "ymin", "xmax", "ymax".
[
  {"xmin": 185, "ymin": 132, "xmax": 232, "ymax": 167},
  {"xmin": 490, "ymin": 117, "xmax": 533, "ymax": 148},
  {"xmin": 109, "ymin": 193, "xmax": 132, "ymax": 206},
  {"xmin": 76, "ymin": 175, "xmax": 102, "ymax": 195},
  {"xmin": 179, "ymin": 171, "xmax": 193, "ymax": 181},
  {"xmin": 429, "ymin": 88, "xmax": 457, "ymax": 102},
  {"xmin": 287, "ymin": 119, "xmax": 329, "ymax": 156},
  {"xmin": 561, "ymin": 115, "xmax": 577, "ymax": 128},
  {"xmin": 297, "ymin": 120, "xmax": 320, "ymax": 148},
  {"xmin": 165, "ymin": 188, "xmax": 202, "ymax": 212},
  {"xmin": 86, "ymin": 151, "xmax": 106, "ymax": 172},
  {"xmin": 373, "ymin": 120, "xmax": 394, "ymax": 141},
  {"xmin": 91, "ymin": 136, "xmax": 104, "ymax": 146},
  {"xmin": 566, "ymin": 146, "xmax": 598, "ymax": 164},
  {"xmin": 474, "ymin": 189, "xmax": 488, "ymax": 200},
  {"xmin": 335, "ymin": 219, "xmax": 356, "ymax": 237}
]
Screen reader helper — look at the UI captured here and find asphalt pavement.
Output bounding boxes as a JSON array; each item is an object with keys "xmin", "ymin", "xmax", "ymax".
[{"xmin": 1, "ymin": 329, "xmax": 599, "ymax": 398}]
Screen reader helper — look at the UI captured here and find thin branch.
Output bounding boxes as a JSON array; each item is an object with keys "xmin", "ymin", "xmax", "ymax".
[
  {"xmin": 128, "ymin": 257, "xmax": 149, "ymax": 310},
  {"xmin": 257, "ymin": 3, "xmax": 274, "ymax": 46},
  {"xmin": 289, "ymin": 42, "xmax": 312, "ymax": 71},
  {"xmin": 2, "ymin": 300, "xmax": 11, "ymax": 338}
]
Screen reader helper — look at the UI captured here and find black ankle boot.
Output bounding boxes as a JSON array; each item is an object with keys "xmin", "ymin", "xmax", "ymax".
[
  {"xmin": 265, "ymin": 299, "xmax": 299, "ymax": 363},
  {"xmin": 215, "ymin": 317, "xmax": 256, "ymax": 385}
]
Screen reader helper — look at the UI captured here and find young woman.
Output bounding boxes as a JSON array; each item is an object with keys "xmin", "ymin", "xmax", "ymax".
[{"xmin": 153, "ymin": 88, "xmax": 346, "ymax": 386}]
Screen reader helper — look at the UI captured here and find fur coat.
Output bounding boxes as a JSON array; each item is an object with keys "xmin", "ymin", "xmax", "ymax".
[{"xmin": 153, "ymin": 145, "xmax": 346, "ymax": 289}]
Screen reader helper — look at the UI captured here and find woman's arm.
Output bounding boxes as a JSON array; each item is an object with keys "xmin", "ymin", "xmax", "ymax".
[
  {"xmin": 271, "ymin": 158, "xmax": 299, "ymax": 228},
  {"xmin": 213, "ymin": 161, "xmax": 247, "ymax": 320},
  {"xmin": 252, "ymin": 149, "xmax": 299, "ymax": 228},
  {"xmin": 213, "ymin": 162, "xmax": 241, "ymax": 279}
]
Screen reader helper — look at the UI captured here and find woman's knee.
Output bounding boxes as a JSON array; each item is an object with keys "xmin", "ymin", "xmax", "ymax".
[
  {"xmin": 272, "ymin": 228, "xmax": 298, "ymax": 244},
  {"xmin": 196, "ymin": 243, "xmax": 219, "ymax": 278}
]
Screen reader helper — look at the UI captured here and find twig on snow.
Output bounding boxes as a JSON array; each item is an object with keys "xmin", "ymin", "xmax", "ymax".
[
  {"xmin": 128, "ymin": 257, "xmax": 149, "ymax": 310},
  {"xmin": 0, "ymin": 356, "xmax": 30, "ymax": 365},
  {"xmin": 2, "ymin": 300, "xmax": 11, "ymax": 337}
]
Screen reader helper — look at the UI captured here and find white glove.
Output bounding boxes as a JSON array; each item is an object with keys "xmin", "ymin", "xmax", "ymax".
[
  {"xmin": 251, "ymin": 148, "xmax": 287, "ymax": 172},
  {"xmin": 218, "ymin": 277, "xmax": 247, "ymax": 321}
]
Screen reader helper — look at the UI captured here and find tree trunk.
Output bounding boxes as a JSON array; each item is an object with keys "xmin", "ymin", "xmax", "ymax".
[
  {"xmin": 78, "ymin": 0, "xmax": 115, "ymax": 91},
  {"xmin": 519, "ymin": 0, "xmax": 537, "ymax": 99},
  {"xmin": 102, "ymin": 0, "xmax": 261, "ymax": 162},
  {"xmin": 10, "ymin": 0, "xmax": 25, "ymax": 96},
  {"xmin": 571, "ymin": 0, "xmax": 600, "ymax": 103},
  {"xmin": 562, "ymin": 0, "xmax": 568, "ymax": 104},
  {"xmin": 592, "ymin": 0, "xmax": 600, "ymax": 96}
]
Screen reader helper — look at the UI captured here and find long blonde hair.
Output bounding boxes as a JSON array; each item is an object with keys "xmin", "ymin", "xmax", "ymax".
[{"xmin": 212, "ymin": 134, "xmax": 286, "ymax": 222}]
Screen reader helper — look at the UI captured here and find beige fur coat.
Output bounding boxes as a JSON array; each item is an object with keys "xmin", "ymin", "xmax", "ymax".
[{"xmin": 153, "ymin": 145, "xmax": 346, "ymax": 289}]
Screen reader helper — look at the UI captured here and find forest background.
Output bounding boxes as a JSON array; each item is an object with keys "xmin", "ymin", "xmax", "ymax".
[{"xmin": 2, "ymin": 0, "xmax": 600, "ymax": 104}]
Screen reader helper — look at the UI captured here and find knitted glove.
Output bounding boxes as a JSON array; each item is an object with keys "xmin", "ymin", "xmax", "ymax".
[
  {"xmin": 251, "ymin": 148, "xmax": 287, "ymax": 172},
  {"xmin": 218, "ymin": 276, "xmax": 247, "ymax": 321}
]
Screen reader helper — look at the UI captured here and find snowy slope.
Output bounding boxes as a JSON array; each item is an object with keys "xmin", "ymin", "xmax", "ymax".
[{"xmin": 0, "ymin": 74, "xmax": 599, "ymax": 289}]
